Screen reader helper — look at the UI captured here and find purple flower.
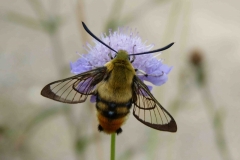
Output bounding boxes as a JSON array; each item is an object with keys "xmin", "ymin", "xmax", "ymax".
[{"xmin": 71, "ymin": 27, "xmax": 172, "ymax": 99}]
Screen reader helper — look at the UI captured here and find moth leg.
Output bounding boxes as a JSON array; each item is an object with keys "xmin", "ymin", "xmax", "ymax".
[
  {"xmin": 135, "ymin": 69, "xmax": 164, "ymax": 77},
  {"xmin": 116, "ymin": 128, "xmax": 122, "ymax": 135},
  {"xmin": 108, "ymin": 53, "xmax": 113, "ymax": 60},
  {"xmin": 98, "ymin": 124, "xmax": 104, "ymax": 132},
  {"xmin": 108, "ymin": 42, "xmax": 114, "ymax": 59},
  {"xmin": 130, "ymin": 55, "xmax": 135, "ymax": 63},
  {"xmin": 135, "ymin": 69, "xmax": 148, "ymax": 77},
  {"xmin": 130, "ymin": 45, "xmax": 136, "ymax": 63},
  {"xmin": 132, "ymin": 44, "xmax": 136, "ymax": 54}
]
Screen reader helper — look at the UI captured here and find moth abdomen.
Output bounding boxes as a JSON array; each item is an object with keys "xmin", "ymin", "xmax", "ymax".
[
  {"xmin": 96, "ymin": 94, "xmax": 132, "ymax": 134},
  {"xmin": 96, "ymin": 97, "xmax": 132, "ymax": 119}
]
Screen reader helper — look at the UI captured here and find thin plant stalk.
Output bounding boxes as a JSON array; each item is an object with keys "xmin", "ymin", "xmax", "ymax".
[
  {"xmin": 110, "ymin": 133, "xmax": 116, "ymax": 160},
  {"xmin": 201, "ymin": 87, "xmax": 232, "ymax": 160}
]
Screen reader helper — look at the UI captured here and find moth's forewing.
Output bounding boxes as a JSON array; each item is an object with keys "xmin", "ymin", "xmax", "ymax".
[
  {"xmin": 132, "ymin": 76, "xmax": 177, "ymax": 132},
  {"xmin": 41, "ymin": 67, "xmax": 107, "ymax": 104}
]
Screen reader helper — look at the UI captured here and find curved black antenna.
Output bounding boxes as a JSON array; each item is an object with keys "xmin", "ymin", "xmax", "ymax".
[
  {"xmin": 129, "ymin": 42, "xmax": 174, "ymax": 56},
  {"xmin": 82, "ymin": 22, "xmax": 117, "ymax": 53}
]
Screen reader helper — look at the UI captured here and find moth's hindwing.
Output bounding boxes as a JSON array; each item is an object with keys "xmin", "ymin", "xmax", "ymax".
[
  {"xmin": 41, "ymin": 67, "xmax": 107, "ymax": 104},
  {"xmin": 132, "ymin": 76, "xmax": 177, "ymax": 132}
]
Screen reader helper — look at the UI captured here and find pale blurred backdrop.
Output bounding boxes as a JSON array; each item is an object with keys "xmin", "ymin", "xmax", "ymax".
[{"xmin": 0, "ymin": 0, "xmax": 240, "ymax": 160}]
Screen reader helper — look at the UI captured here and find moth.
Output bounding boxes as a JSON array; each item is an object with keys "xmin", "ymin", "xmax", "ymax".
[{"xmin": 41, "ymin": 22, "xmax": 177, "ymax": 134}]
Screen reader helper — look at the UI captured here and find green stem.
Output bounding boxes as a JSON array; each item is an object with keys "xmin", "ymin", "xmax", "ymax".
[{"xmin": 110, "ymin": 133, "xmax": 116, "ymax": 160}]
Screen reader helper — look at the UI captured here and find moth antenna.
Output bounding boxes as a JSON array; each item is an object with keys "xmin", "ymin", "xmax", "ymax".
[
  {"xmin": 130, "ymin": 42, "xmax": 174, "ymax": 56},
  {"xmin": 82, "ymin": 22, "xmax": 118, "ymax": 53}
]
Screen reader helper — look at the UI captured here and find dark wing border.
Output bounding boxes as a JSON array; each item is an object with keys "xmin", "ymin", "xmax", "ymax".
[
  {"xmin": 132, "ymin": 76, "xmax": 177, "ymax": 132},
  {"xmin": 41, "ymin": 67, "xmax": 107, "ymax": 104}
]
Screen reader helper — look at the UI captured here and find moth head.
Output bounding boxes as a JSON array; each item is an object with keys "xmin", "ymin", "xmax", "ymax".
[{"xmin": 115, "ymin": 50, "xmax": 129, "ymax": 61}]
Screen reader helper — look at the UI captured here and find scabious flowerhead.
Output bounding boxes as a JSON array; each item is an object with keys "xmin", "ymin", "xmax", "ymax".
[{"xmin": 70, "ymin": 27, "xmax": 172, "ymax": 100}]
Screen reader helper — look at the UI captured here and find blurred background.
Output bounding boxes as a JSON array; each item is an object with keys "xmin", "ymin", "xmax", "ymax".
[{"xmin": 0, "ymin": 0, "xmax": 239, "ymax": 160}]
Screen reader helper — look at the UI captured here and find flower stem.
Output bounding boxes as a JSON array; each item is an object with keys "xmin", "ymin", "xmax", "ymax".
[{"xmin": 110, "ymin": 133, "xmax": 116, "ymax": 160}]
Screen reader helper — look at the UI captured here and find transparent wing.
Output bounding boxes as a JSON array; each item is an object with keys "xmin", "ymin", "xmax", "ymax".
[
  {"xmin": 41, "ymin": 67, "xmax": 107, "ymax": 104},
  {"xmin": 132, "ymin": 76, "xmax": 177, "ymax": 132}
]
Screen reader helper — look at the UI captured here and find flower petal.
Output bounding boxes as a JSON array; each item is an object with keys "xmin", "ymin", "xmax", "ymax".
[{"xmin": 90, "ymin": 95, "xmax": 96, "ymax": 103}]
